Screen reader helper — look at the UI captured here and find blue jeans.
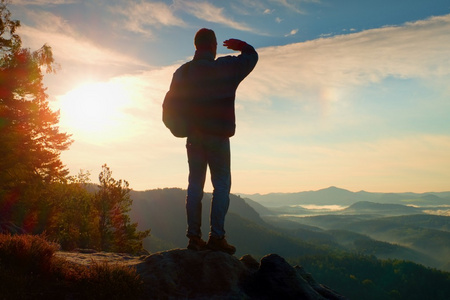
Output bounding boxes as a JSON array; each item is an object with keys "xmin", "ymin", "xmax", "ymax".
[{"xmin": 186, "ymin": 134, "xmax": 231, "ymax": 239}]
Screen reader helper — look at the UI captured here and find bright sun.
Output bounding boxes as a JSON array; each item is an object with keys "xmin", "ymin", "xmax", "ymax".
[{"xmin": 58, "ymin": 81, "xmax": 132, "ymax": 142}]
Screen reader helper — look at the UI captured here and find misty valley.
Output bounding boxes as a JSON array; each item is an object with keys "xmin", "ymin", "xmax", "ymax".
[{"xmin": 130, "ymin": 186, "xmax": 450, "ymax": 299}]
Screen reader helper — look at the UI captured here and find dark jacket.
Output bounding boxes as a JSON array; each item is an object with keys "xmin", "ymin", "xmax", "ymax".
[{"xmin": 170, "ymin": 44, "xmax": 258, "ymax": 137}]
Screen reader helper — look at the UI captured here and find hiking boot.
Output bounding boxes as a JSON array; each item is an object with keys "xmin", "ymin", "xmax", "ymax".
[
  {"xmin": 187, "ymin": 236, "xmax": 207, "ymax": 251},
  {"xmin": 206, "ymin": 236, "xmax": 236, "ymax": 255}
]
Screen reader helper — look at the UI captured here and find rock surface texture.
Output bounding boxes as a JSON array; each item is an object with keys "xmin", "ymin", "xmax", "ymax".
[{"xmin": 58, "ymin": 248, "xmax": 348, "ymax": 300}]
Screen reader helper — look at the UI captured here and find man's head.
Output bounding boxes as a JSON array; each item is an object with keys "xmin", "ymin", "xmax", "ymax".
[{"xmin": 194, "ymin": 28, "xmax": 217, "ymax": 56}]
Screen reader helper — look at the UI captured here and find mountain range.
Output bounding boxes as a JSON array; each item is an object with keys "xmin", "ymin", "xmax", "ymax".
[{"xmin": 239, "ymin": 186, "xmax": 450, "ymax": 207}]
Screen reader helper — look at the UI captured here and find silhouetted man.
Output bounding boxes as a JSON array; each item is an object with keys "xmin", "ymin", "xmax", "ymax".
[{"xmin": 168, "ymin": 28, "xmax": 258, "ymax": 254}]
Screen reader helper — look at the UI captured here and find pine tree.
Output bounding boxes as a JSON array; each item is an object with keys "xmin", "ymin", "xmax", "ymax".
[
  {"xmin": 0, "ymin": 1, "xmax": 72, "ymax": 225},
  {"xmin": 95, "ymin": 164, "xmax": 150, "ymax": 253}
]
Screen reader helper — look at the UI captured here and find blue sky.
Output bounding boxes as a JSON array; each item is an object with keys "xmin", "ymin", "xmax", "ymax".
[{"xmin": 9, "ymin": 0, "xmax": 450, "ymax": 194}]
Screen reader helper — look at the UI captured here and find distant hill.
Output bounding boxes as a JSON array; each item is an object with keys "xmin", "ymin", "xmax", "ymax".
[
  {"xmin": 267, "ymin": 205, "xmax": 312, "ymax": 215},
  {"xmin": 240, "ymin": 186, "xmax": 361, "ymax": 206},
  {"xmin": 242, "ymin": 197, "xmax": 275, "ymax": 216},
  {"xmin": 326, "ymin": 229, "xmax": 440, "ymax": 267},
  {"xmin": 342, "ymin": 216, "xmax": 450, "ymax": 270},
  {"xmin": 282, "ymin": 213, "xmax": 450, "ymax": 271},
  {"xmin": 340, "ymin": 201, "xmax": 423, "ymax": 216},
  {"xmin": 239, "ymin": 186, "xmax": 450, "ymax": 207},
  {"xmin": 129, "ymin": 188, "xmax": 327, "ymax": 258},
  {"xmin": 130, "ymin": 188, "xmax": 264, "ymax": 247}
]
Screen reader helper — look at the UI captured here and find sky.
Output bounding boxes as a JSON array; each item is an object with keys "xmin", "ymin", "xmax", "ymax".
[{"xmin": 8, "ymin": 0, "xmax": 450, "ymax": 194}]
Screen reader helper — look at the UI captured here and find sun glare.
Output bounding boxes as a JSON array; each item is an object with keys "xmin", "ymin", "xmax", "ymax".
[{"xmin": 58, "ymin": 81, "xmax": 132, "ymax": 143}]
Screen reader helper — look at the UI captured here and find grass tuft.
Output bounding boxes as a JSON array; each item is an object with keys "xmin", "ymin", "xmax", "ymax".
[
  {"xmin": 0, "ymin": 233, "xmax": 58, "ymax": 273},
  {"xmin": 0, "ymin": 234, "xmax": 143, "ymax": 299}
]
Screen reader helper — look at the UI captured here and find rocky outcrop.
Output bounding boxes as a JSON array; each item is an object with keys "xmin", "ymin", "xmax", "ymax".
[
  {"xmin": 58, "ymin": 248, "xmax": 347, "ymax": 299},
  {"xmin": 135, "ymin": 249, "xmax": 348, "ymax": 300}
]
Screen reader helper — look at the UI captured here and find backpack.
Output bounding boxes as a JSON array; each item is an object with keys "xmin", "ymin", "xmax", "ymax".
[{"xmin": 162, "ymin": 62, "xmax": 193, "ymax": 137}]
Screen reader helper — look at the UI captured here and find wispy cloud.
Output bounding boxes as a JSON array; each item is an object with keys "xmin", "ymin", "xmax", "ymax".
[
  {"xmin": 240, "ymin": 14, "xmax": 450, "ymax": 105},
  {"xmin": 112, "ymin": 1, "xmax": 185, "ymax": 36},
  {"xmin": 230, "ymin": 0, "xmax": 273, "ymax": 15},
  {"xmin": 12, "ymin": 0, "xmax": 75, "ymax": 5},
  {"xmin": 174, "ymin": 0, "xmax": 254, "ymax": 32},
  {"xmin": 270, "ymin": 0, "xmax": 305, "ymax": 14},
  {"xmin": 17, "ymin": 11, "xmax": 146, "ymax": 69},
  {"xmin": 284, "ymin": 28, "xmax": 298, "ymax": 36},
  {"xmin": 21, "ymin": 9, "xmax": 76, "ymax": 36}
]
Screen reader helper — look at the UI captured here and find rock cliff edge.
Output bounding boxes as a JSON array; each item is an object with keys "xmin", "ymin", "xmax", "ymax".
[{"xmin": 58, "ymin": 248, "xmax": 348, "ymax": 300}]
